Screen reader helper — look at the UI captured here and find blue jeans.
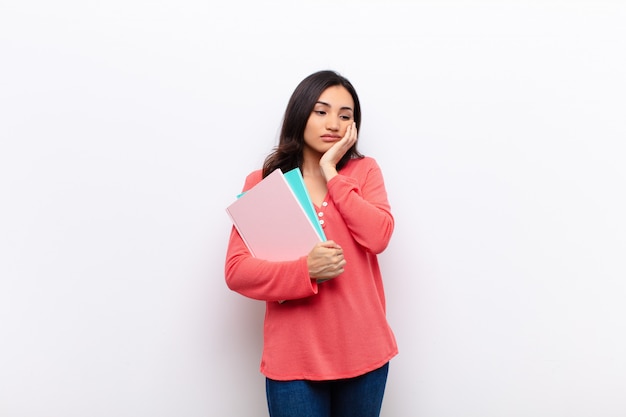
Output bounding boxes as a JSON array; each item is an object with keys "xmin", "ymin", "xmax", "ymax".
[{"xmin": 265, "ymin": 363, "xmax": 389, "ymax": 417}]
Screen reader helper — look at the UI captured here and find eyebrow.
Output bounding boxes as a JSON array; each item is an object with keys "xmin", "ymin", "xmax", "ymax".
[{"xmin": 316, "ymin": 101, "xmax": 354, "ymax": 112}]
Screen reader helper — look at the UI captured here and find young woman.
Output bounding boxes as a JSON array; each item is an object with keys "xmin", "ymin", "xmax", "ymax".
[{"xmin": 225, "ymin": 70, "xmax": 397, "ymax": 417}]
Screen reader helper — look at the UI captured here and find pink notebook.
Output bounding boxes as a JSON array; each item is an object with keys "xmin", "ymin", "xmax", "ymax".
[{"xmin": 226, "ymin": 169, "xmax": 323, "ymax": 261}]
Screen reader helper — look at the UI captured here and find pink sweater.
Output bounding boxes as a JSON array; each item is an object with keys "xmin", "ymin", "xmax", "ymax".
[{"xmin": 225, "ymin": 157, "xmax": 398, "ymax": 381}]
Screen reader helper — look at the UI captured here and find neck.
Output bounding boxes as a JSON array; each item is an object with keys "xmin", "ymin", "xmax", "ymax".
[{"xmin": 301, "ymin": 148, "xmax": 323, "ymax": 177}]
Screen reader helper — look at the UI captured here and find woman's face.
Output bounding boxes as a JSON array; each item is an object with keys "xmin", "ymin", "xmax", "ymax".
[{"xmin": 303, "ymin": 85, "xmax": 355, "ymax": 157}]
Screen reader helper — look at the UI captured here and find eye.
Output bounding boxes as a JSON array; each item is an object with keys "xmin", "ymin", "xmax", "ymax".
[
  {"xmin": 314, "ymin": 110, "xmax": 327, "ymax": 116},
  {"xmin": 340, "ymin": 115, "xmax": 352, "ymax": 121}
]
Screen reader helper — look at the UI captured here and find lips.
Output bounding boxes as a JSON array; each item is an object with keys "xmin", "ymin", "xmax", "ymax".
[{"xmin": 321, "ymin": 135, "xmax": 341, "ymax": 142}]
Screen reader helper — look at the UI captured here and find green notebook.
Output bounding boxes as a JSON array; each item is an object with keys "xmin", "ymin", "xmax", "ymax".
[{"xmin": 283, "ymin": 168, "xmax": 327, "ymax": 241}]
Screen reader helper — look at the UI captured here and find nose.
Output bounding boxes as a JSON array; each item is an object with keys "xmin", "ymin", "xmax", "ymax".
[{"xmin": 325, "ymin": 114, "xmax": 340, "ymax": 131}]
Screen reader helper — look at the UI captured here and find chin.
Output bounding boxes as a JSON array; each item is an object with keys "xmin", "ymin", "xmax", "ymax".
[{"xmin": 305, "ymin": 143, "xmax": 332, "ymax": 156}]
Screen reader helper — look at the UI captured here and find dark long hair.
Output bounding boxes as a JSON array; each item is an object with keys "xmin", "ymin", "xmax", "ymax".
[{"xmin": 262, "ymin": 70, "xmax": 364, "ymax": 178}]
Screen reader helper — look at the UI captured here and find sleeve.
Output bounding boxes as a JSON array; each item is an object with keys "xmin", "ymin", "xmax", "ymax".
[
  {"xmin": 224, "ymin": 172, "xmax": 319, "ymax": 302},
  {"xmin": 326, "ymin": 159, "xmax": 394, "ymax": 254}
]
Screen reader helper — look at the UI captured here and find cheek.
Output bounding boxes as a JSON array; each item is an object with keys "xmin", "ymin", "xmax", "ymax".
[
  {"xmin": 303, "ymin": 116, "xmax": 318, "ymax": 133},
  {"xmin": 303, "ymin": 123, "xmax": 315, "ymax": 141}
]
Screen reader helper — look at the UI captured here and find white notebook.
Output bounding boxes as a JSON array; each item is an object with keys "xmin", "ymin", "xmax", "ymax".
[{"xmin": 226, "ymin": 169, "xmax": 323, "ymax": 261}]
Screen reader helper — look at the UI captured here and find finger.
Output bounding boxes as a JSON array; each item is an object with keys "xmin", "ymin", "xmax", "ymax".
[
  {"xmin": 320, "ymin": 240, "xmax": 341, "ymax": 249},
  {"xmin": 342, "ymin": 123, "xmax": 356, "ymax": 147},
  {"xmin": 344, "ymin": 123, "xmax": 353, "ymax": 138},
  {"xmin": 341, "ymin": 123, "xmax": 354, "ymax": 143}
]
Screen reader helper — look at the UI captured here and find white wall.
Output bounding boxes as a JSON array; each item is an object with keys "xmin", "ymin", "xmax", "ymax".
[{"xmin": 1, "ymin": 1, "xmax": 625, "ymax": 416}]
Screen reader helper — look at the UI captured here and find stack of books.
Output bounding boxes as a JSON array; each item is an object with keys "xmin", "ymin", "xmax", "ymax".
[{"xmin": 226, "ymin": 168, "xmax": 326, "ymax": 261}]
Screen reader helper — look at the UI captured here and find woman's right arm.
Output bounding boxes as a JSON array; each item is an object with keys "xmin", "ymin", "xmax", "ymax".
[
  {"xmin": 225, "ymin": 226, "xmax": 319, "ymax": 301},
  {"xmin": 224, "ymin": 170, "xmax": 347, "ymax": 301},
  {"xmin": 224, "ymin": 171, "xmax": 320, "ymax": 301}
]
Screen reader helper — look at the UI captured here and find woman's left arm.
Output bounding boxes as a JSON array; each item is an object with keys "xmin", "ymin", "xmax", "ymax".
[{"xmin": 326, "ymin": 160, "xmax": 394, "ymax": 254}]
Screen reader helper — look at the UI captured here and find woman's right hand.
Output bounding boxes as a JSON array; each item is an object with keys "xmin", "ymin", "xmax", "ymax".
[{"xmin": 307, "ymin": 240, "xmax": 346, "ymax": 281}]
